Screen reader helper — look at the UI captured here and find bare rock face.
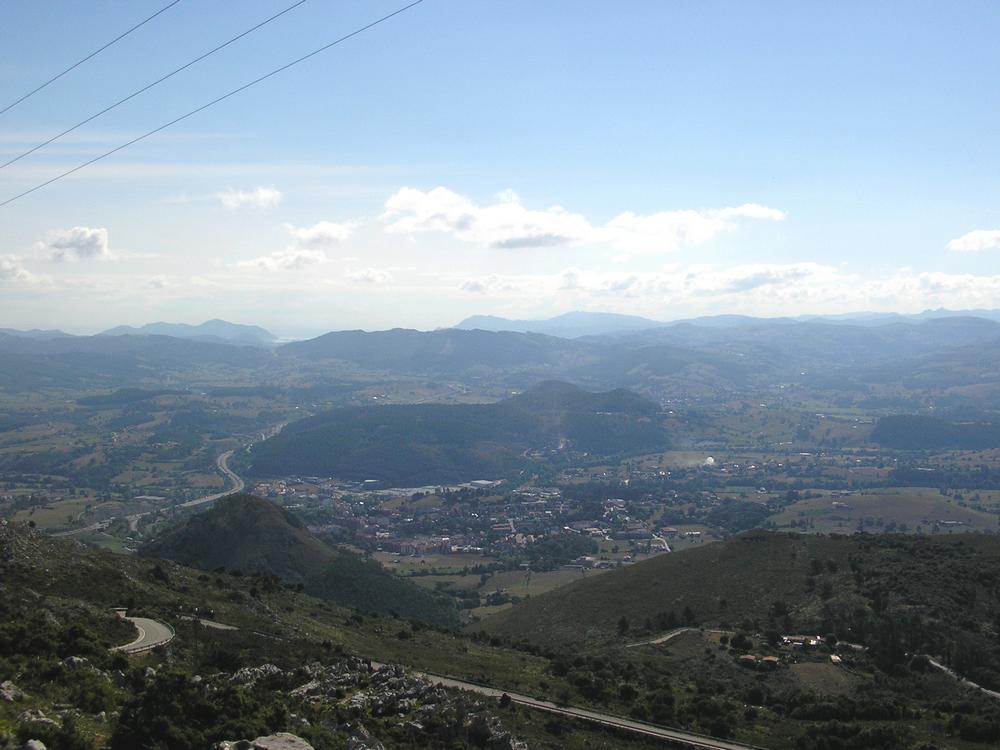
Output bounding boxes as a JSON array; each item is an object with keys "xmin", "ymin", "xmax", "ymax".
[
  {"xmin": 346, "ymin": 723, "xmax": 385, "ymax": 750},
  {"xmin": 1, "ymin": 680, "xmax": 25, "ymax": 702},
  {"xmin": 230, "ymin": 663, "xmax": 283, "ymax": 686},
  {"xmin": 214, "ymin": 733, "xmax": 314, "ymax": 750}
]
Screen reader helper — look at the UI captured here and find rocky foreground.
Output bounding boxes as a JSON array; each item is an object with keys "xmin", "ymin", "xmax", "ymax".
[{"xmin": 8, "ymin": 656, "xmax": 527, "ymax": 750}]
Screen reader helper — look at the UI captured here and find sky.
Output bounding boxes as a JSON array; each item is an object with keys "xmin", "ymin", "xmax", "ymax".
[{"xmin": 1, "ymin": 0, "xmax": 999, "ymax": 338}]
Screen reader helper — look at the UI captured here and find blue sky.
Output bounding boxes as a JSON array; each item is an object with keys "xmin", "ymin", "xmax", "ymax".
[{"xmin": 1, "ymin": 0, "xmax": 999, "ymax": 337}]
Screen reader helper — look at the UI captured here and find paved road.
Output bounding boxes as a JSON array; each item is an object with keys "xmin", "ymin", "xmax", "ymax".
[
  {"xmin": 179, "ymin": 615, "xmax": 239, "ymax": 631},
  {"xmin": 928, "ymin": 657, "xmax": 1000, "ymax": 701},
  {"xmin": 180, "ymin": 450, "xmax": 244, "ymax": 508},
  {"xmin": 373, "ymin": 662, "xmax": 764, "ymax": 750},
  {"xmin": 112, "ymin": 617, "xmax": 175, "ymax": 654},
  {"xmin": 625, "ymin": 627, "xmax": 696, "ymax": 649},
  {"xmin": 52, "ymin": 449, "xmax": 245, "ymax": 537}
]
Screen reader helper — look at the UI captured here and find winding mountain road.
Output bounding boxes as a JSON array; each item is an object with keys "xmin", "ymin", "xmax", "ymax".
[{"xmin": 112, "ymin": 616, "xmax": 175, "ymax": 654}]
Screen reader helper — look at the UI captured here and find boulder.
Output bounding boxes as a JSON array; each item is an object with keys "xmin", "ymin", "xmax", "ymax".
[
  {"xmin": 21, "ymin": 741, "xmax": 47, "ymax": 750},
  {"xmin": 346, "ymin": 723, "xmax": 385, "ymax": 750},
  {"xmin": 1, "ymin": 680, "xmax": 25, "ymax": 702},
  {"xmin": 16, "ymin": 710, "xmax": 58, "ymax": 732},
  {"xmin": 215, "ymin": 734, "xmax": 314, "ymax": 750},
  {"xmin": 231, "ymin": 663, "xmax": 282, "ymax": 686}
]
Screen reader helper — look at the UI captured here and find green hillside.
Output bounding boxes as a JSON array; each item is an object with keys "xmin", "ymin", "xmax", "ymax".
[
  {"xmin": 872, "ymin": 414, "xmax": 1000, "ymax": 450},
  {"xmin": 142, "ymin": 495, "xmax": 456, "ymax": 625},
  {"xmin": 249, "ymin": 381, "xmax": 667, "ymax": 484},
  {"xmin": 476, "ymin": 531, "xmax": 1000, "ymax": 689}
]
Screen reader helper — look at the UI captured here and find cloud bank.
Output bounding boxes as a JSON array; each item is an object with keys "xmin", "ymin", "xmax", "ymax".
[
  {"xmin": 383, "ymin": 186, "xmax": 786, "ymax": 253},
  {"xmin": 947, "ymin": 229, "xmax": 1000, "ymax": 253},
  {"xmin": 217, "ymin": 186, "xmax": 283, "ymax": 210}
]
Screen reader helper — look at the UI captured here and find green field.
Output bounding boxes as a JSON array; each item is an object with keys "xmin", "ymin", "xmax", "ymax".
[{"xmin": 769, "ymin": 487, "xmax": 1000, "ymax": 534}]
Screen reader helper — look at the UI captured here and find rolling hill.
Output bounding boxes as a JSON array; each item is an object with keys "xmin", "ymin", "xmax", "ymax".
[
  {"xmin": 142, "ymin": 494, "xmax": 456, "ymax": 625},
  {"xmin": 474, "ymin": 531, "xmax": 1000, "ymax": 691},
  {"xmin": 277, "ymin": 327, "xmax": 594, "ymax": 375},
  {"xmin": 248, "ymin": 381, "xmax": 668, "ymax": 485},
  {"xmin": 872, "ymin": 414, "xmax": 1000, "ymax": 450}
]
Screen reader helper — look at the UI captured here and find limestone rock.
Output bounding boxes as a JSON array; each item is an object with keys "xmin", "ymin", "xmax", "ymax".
[
  {"xmin": 215, "ymin": 733, "xmax": 314, "ymax": 750},
  {"xmin": 346, "ymin": 723, "xmax": 385, "ymax": 750},
  {"xmin": 1, "ymin": 680, "xmax": 25, "ymax": 702}
]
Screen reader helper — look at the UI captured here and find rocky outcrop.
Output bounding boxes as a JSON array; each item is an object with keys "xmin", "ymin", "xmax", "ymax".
[
  {"xmin": 1, "ymin": 680, "xmax": 25, "ymax": 702},
  {"xmin": 345, "ymin": 723, "xmax": 384, "ymax": 750},
  {"xmin": 214, "ymin": 732, "xmax": 314, "ymax": 750},
  {"xmin": 230, "ymin": 663, "xmax": 282, "ymax": 686}
]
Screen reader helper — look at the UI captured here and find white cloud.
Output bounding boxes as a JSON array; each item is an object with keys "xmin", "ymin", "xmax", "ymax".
[
  {"xmin": 384, "ymin": 186, "xmax": 593, "ymax": 249},
  {"xmin": 604, "ymin": 204, "xmax": 786, "ymax": 254},
  {"xmin": 46, "ymin": 226, "xmax": 113, "ymax": 262},
  {"xmin": 348, "ymin": 268, "xmax": 393, "ymax": 285},
  {"xmin": 0, "ymin": 255, "xmax": 37, "ymax": 284},
  {"xmin": 284, "ymin": 220, "xmax": 353, "ymax": 246},
  {"xmin": 145, "ymin": 275, "xmax": 171, "ymax": 290},
  {"xmin": 947, "ymin": 229, "xmax": 1000, "ymax": 253},
  {"xmin": 217, "ymin": 186, "xmax": 283, "ymax": 210},
  {"xmin": 237, "ymin": 248, "xmax": 328, "ymax": 272},
  {"xmin": 459, "ymin": 274, "xmax": 521, "ymax": 294},
  {"xmin": 383, "ymin": 186, "xmax": 785, "ymax": 254}
]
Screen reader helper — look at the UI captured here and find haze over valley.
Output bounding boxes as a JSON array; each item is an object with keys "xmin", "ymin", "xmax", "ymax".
[{"xmin": 4, "ymin": 2, "xmax": 1000, "ymax": 749}]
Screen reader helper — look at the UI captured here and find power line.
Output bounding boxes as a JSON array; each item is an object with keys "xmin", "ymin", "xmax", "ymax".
[
  {"xmin": 1, "ymin": 0, "xmax": 311, "ymax": 170},
  {"xmin": 0, "ymin": 0, "xmax": 426, "ymax": 209},
  {"xmin": 0, "ymin": 0, "xmax": 184, "ymax": 117}
]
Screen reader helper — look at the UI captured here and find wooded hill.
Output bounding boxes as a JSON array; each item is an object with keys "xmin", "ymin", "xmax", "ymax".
[
  {"xmin": 475, "ymin": 531, "xmax": 1000, "ymax": 691},
  {"xmin": 142, "ymin": 494, "xmax": 456, "ymax": 625},
  {"xmin": 249, "ymin": 381, "xmax": 668, "ymax": 485}
]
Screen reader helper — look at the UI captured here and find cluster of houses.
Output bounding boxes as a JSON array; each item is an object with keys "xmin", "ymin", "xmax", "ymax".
[{"xmin": 250, "ymin": 476, "xmax": 699, "ymax": 565}]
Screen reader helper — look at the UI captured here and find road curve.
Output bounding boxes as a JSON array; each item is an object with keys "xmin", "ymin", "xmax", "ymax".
[
  {"xmin": 53, "ymin": 449, "xmax": 245, "ymax": 537},
  {"xmin": 112, "ymin": 616, "xmax": 175, "ymax": 654},
  {"xmin": 180, "ymin": 450, "xmax": 245, "ymax": 508},
  {"xmin": 373, "ymin": 663, "xmax": 764, "ymax": 750}
]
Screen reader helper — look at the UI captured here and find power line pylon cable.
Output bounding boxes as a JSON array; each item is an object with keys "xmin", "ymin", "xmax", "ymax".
[
  {"xmin": 0, "ymin": 0, "xmax": 426, "ymax": 209},
  {"xmin": 1, "ymin": 0, "xmax": 311, "ymax": 170},
  {"xmin": 0, "ymin": 0, "xmax": 184, "ymax": 116}
]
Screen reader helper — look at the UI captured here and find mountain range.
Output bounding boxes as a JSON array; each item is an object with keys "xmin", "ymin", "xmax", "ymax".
[
  {"xmin": 98, "ymin": 319, "xmax": 277, "ymax": 346},
  {"xmin": 456, "ymin": 308, "xmax": 1000, "ymax": 338}
]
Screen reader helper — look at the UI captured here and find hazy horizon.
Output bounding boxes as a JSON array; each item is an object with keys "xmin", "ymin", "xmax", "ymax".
[{"xmin": 2, "ymin": 1, "xmax": 999, "ymax": 334}]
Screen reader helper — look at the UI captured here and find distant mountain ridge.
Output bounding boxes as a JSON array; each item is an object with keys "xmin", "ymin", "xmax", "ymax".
[
  {"xmin": 454, "ymin": 308, "xmax": 1000, "ymax": 338},
  {"xmin": 455, "ymin": 311, "xmax": 667, "ymax": 338},
  {"xmin": 99, "ymin": 318, "xmax": 276, "ymax": 346},
  {"xmin": 0, "ymin": 327, "xmax": 73, "ymax": 340}
]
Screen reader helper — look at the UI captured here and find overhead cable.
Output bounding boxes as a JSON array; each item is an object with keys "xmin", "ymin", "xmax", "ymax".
[
  {"xmin": 0, "ymin": 0, "xmax": 426, "ymax": 209},
  {"xmin": 1, "ymin": 0, "xmax": 311, "ymax": 170},
  {"xmin": 0, "ymin": 0, "xmax": 184, "ymax": 116}
]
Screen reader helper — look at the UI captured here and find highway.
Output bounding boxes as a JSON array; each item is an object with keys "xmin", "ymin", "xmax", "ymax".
[
  {"xmin": 179, "ymin": 450, "xmax": 244, "ymax": 508},
  {"xmin": 52, "ymin": 449, "xmax": 244, "ymax": 537},
  {"xmin": 112, "ymin": 616, "xmax": 175, "ymax": 654},
  {"xmin": 373, "ymin": 662, "xmax": 765, "ymax": 750}
]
